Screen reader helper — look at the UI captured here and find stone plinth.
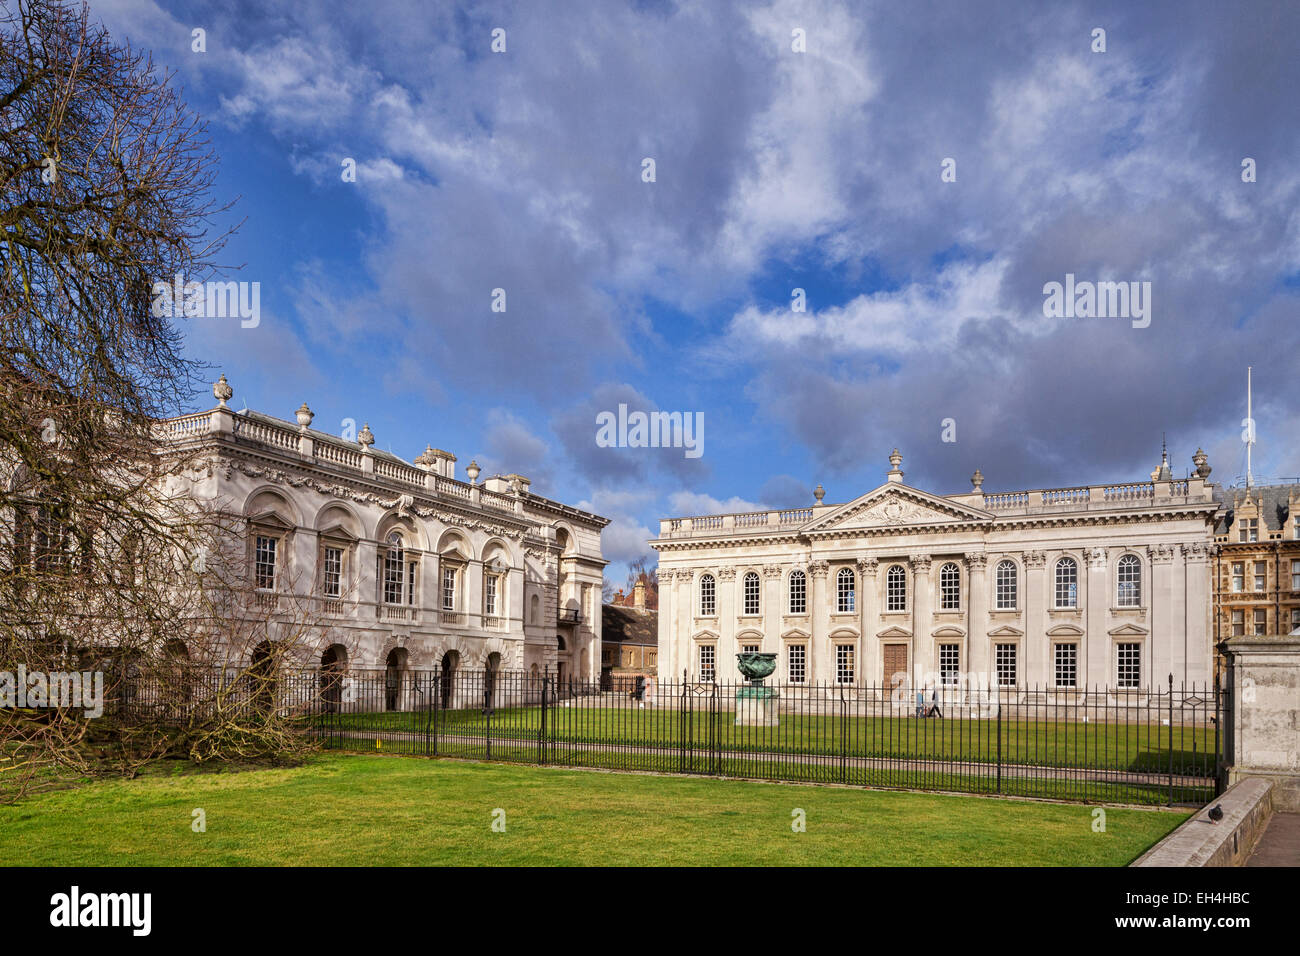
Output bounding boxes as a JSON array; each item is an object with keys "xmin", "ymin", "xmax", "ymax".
[
  {"xmin": 734, "ymin": 685, "xmax": 779, "ymax": 726},
  {"xmin": 1222, "ymin": 635, "xmax": 1300, "ymax": 813}
]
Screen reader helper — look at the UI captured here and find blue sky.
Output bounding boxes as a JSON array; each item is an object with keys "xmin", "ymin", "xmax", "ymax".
[{"xmin": 94, "ymin": 0, "xmax": 1300, "ymax": 586}]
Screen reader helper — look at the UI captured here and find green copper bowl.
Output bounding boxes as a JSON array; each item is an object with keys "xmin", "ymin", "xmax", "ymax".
[{"xmin": 736, "ymin": 652, "xmax": 777, "ymax": 682}]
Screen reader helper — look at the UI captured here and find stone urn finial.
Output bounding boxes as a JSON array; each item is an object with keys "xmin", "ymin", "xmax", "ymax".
[
  {"xmin": 295, "ymin": 402, "xmax": 314, "ymax": 429},
  {"xmin": 889, "ymin": 448, "xmax": 902, "ymax": 469},
  {"xmin": 414, "ymin": 444, "xmax": 437, "ymax": 467},
  {"xmin": 357, "ymin": 422, "xmax": 374, "ymax": 449},
  {"xmin": 971, "ymin": 468, "xmax": 984, "ymax": 491},
  {"xmin": 213, "ymin": 374, "xmax": 233, "ymax": 408},
  {"xmin": 1193, "ymin": 448, "xmax": 1211, "ymax": 479},
  {"xmin": 465, "ymin": 459, "xmax": 481, "ymax": 484},
  {"xmin": 813, "ymin": 483, "xmax": 825, "ymax": 504}
]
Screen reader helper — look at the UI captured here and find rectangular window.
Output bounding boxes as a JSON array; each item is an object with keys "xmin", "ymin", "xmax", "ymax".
[
  {"xmin": 1231, "ymin": 608, "xmax": 1244, "ymax": 636},
  {"xmin": 485, "ymin": 574, "xmax": 498, "ymax": 616},
  {"xmin": 1291, "ymin": 608, "xmax": 1300, "ymax": 634},
  {"xmin": 1292, "ymin": 559, "xmax": 1300, "ymax": 592},
  {"xmin": 938, "ymin": 644, "xmax": 959, "ymax": 685},
  {"xmin": 1254, "ymin": 561, "xmax": 1267, "ymax": 592},
  {"xmin": 442, "ymin": 566, "xmax": 457, "ymax": 610},
  {"xmin": 1054, "ymin": 643, "xmax": 1078, "ymax": 688},
  {"xmin": 254, "ymin": 535, "xmax": 277, "ymax": 590},
  {"xmin": 787, "ymin": 645, "xmax": 806, "ymax": 684},
  {"xmin": 407, "ymin": 558, "xmax": 417, "ymax": 606},
  {"xmin": 835, "ymin": 645, "xmax": 855, "ymax": 685},
  {"xmin": 322, "ymin": 546, "xmax": 342, "ymax": 598},
  {"xmin": 995, "ymin": 643, "xmax": 1018, "ymax": 687},
  {"xmin": 1116, "ymin": 643, "xmax": 1141, "ymax": 689},
  {"xmin": 1253, "ymin": 608, "xmax": 1267, "ymax": 635},
  {"xmin": 740, "ymin": 643, "xmax": 760, "ymax": 654},
  {"xmin": 699, "ymin": 645, "xmax": 715, "ymax": 682},
  {"xmin": 1240, "ymin": 518, "xmax": 1258, "ymax": 542},
  {"xmin": 1232, "ymin": 562, "xmax": 1244, "ymax": 593}
]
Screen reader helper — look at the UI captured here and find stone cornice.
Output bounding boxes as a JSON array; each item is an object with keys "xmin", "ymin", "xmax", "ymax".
[{"xmin": 226, "ymin": 457, "xmax": 532, "ymax": 541}]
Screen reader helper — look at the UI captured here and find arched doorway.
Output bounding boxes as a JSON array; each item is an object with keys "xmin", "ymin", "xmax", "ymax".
[
  {"xmin": 321, "ymin": 644, "xmax": 347, "ymax": 713},
  {"xmin": 385, "ymin": 648, "xmax": 408, "ymax": 711},
  {"xmin": 440, "ymin": 650, "xmax": 460, "ymax": 708}
]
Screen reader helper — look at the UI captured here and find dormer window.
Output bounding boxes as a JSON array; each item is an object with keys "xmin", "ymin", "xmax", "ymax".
[{"xmin": 1239, "ymin": 518, "xmax": 1259, "ymax": 543}]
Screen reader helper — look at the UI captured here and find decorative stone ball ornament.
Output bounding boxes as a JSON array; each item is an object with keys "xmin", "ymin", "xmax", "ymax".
[
  {"xmin": 813, "ymin": 483, "xmax": 825, "ymax": 503},
  {"xmin": 295, "ymin": 403, "xmax": 314, "ymax": 429}
]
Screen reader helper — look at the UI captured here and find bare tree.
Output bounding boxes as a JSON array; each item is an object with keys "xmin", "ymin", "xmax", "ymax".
[{"xmin": 0, "ymin": 0, "xmax": 324, "ymax": 802}]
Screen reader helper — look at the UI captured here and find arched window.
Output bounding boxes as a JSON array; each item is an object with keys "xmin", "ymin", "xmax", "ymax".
[
  {"xmin": 1054, "ymin": 558, "xmax": 1078, "ymax": 608},
  {"xmin": 529, "ymin": 593, "xmax": 540, "ymax": 625},
  {"xmin": 1117, "ymin": 554, "xmax": 1142, "ymax": 607},
  {"xmin": 939, "ymin": 562, "xmax": 961, "ymax": 610},
  {"xmin": 836, "ymin": 567, "xmax": 855, "ymax": 613},
  {"xmin": 699, "ymin": 573, "xmax": 716, "ymax": 617},
  {"xmin": 788, "ymin": 569, "xmax": 807, "ymax": 614},
  {"xmin": 886, "ymin": 564, "xmax": 907, "ymax": 611},
  {"xmin": 742, "ymin": 571, "xmax": 760, "ymax": 615},
  {"xmin": 995, "ymin": 560, "xmax": 1017, "ymax": 610},
  {"xmin": 382, "ymin": 532, "xmax": 417, "ymax": 605}
]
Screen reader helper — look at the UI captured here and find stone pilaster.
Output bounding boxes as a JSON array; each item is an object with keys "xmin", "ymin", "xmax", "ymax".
[
  {"xmin": 1023, "ymin": 550, "xmax": 1047, "ymax": 685},
  {"xmin": 1086, "ymin": 547, "xmax": 1108, "ymax": 687},
  {"xmin": 718, "ymin": 566, "xmax": 737, "ymax": 681},
  {"xmin": 809, "ymin": 560, "xmax": 830, "ymax": 684},
  {"xmin": 965, "ymin": 552, "xmax": 988, "ymax": 681},
  {"xmin": 910, "ymin": 553, "xmax": 932, "ymax": 685},
  {"xmin": 857, "ymin": 557, "xmax": 878, "ymax": 688}
]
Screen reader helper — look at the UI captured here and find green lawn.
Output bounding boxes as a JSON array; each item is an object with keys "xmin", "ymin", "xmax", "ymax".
[
  {"xmin": 0, "ymin": 754, "xmax": 1188, "ymax": 866},
  {"xmin": 311, "ymin": 703, "xmax": 1218, "ymax": 773}
]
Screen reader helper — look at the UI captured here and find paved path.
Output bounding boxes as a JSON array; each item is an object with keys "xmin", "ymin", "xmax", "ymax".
[{"xmin": 1245, "ymin": 812, "xmax": 1300, "ymax": 866}]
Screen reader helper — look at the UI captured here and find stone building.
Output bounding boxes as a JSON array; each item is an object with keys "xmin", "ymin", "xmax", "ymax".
[
  {"xmin": 601, "ymin": 577, "xmax": 659, "ymax": 688},
  {"xmin": 651, "ymin": 448, "xmax": 1220, "ymax": 691},
  {"xmin": 1212, "ymin": 483, "xmax": 1300, "ymax": 677},
  {"xmin": 159, "ymin": 376, "xmax": 607, "ymax": 683}
]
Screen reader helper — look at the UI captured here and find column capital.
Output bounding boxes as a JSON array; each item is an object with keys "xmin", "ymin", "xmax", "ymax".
[
  {"xmin": 809, "ymin": 560, "xmax": 830, "ymax": 578},
  {"xmin": 964, "ymin": 551, "xmax": 987, "ymax": 571},
  {"xmin": 856, "ymin": 556, "xmax": 878, "ymax": 573},
  {"xmin": 762, "ymin": 564, "xmax": 783, "ymax": 579},
  {"xmin": 908, "ymin": 553, "xmax": 932, "ymax": 572},
  {"xmin": 1023, "ymin": 550, "xmax": 1047, "ymax": 569},
  {"xmin": 717, "ymin": 566, "xmax": 737, "ymax": 580}
]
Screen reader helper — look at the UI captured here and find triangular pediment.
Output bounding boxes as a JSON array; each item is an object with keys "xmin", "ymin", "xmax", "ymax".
[
  {"xmin": 1108, "ymin": 623, "xmax": 1149, "ymax": 637},
  {"xmin": 988, "ymin": 624, "xmax": 1024, "ymax": 638},
  {"xmin": 876, "ymin": 625, "xmax": 913, "ymax": 640},
  {"xmin": 804, "ymin": 484, "xmax": 993, "ymax": 534}
]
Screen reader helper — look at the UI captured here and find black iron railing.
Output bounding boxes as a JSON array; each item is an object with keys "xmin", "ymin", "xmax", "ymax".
[{"xmin": 120, "ymin": 668, "xmax": 1226, "ymax": 806}]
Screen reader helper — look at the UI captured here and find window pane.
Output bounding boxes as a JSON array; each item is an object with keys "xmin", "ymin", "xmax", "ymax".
[
  {"xmin": 788, "ymin": 570, "xmax": 806, "ymax": 614},
  {"xmin": 837, "ymin": 568, "xmax": 855, "ymax": 613},
  {"xmin": 788, "ymin": 645, "xmax": 806, "ymax": 683},
  {"xmin": 255, "ymin": 535, "xmax": 277, "ymax": 590},
  {"xmin": 886, "ymin": 565, "xmax": 906, "ymax": 611},
  {"xmin": 995, "ymin": 561, "xmax": 1017, "ymax": 609},
  {"xmin": 743, "ymin": 572, "xmax": 760, "ymax": 615},
  {"xmin": 995, "ymin": 643, "xmax": 1017, "ymax": 686},
  {"xmin": 939, "ymin": 563, "xmax": 960, "ymax": 610}
]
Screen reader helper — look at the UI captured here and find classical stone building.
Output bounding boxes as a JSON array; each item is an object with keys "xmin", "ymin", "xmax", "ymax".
[
  {"xmin": 651, "ymin": 448, "xmax": 1220, "ymax": 690},
  {"xmin": 160, "ymin": 376, "xmax": 607, "ymax": 682}
]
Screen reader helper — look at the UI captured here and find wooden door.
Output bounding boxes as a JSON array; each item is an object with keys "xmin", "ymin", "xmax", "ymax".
[{"xmin": 883, "ymin": 644, "xmax": 908, "ymax": 689}]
